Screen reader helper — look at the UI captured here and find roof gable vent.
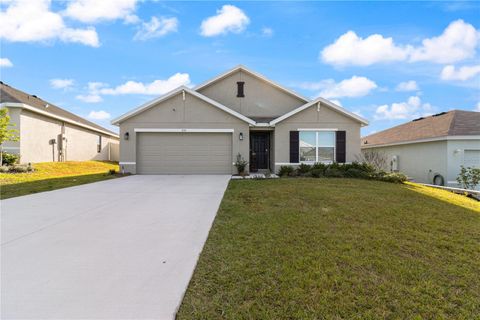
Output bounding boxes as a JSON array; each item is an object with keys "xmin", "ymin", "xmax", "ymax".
[{"xmin": 236, "ymin": 81, "xmax": 245, "ymax": 98}]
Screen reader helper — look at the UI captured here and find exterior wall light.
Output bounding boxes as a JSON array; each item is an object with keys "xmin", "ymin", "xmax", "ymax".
[
  {"xmin": 239, "ymin": 132, "xmax": 244, "ymax": 141},
  {"xmin": 124, "ymin": 132, "xmax": 129, "ymax": 140}
]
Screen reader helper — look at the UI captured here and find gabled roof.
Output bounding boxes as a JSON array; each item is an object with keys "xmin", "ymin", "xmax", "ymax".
[
  {"xmin": 269, "ymin": 97, "xmax": 369, "ymax": 126},
  {"xmin": 194, "ymin": 65, "xmax": 310, "ymax": 103},
  {"xmin": 362, "ymin": 110, "xmax": 480, "ymax": 147},
  {"xmin": 0, "ymin": 82, "xmax": 118, "ymax": 137},
  {"xmin": 111, "ymin": 86, "xmax": 256, "ymax": 125}
]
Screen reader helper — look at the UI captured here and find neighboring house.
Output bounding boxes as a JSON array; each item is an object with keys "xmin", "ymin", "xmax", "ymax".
[
  {"xmin": 0, "ymin": 82, "xmax": 119, "ymax": 163},
  {"xmin": 112, "ymin": 66, "xmax": 368, "ymax": 174},
  {"xmin": 362, "ymin": 110, "xmax": 480, "ymax": 188}
]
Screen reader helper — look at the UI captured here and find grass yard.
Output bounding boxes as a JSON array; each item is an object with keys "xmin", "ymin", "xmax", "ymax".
[
  {"xmin": 178, "ymin": 178, "xmax": 480, "ymax": 319},
  {"xmin": 0, "ymin": 161, "xmax": 120, "ymax": 199}
]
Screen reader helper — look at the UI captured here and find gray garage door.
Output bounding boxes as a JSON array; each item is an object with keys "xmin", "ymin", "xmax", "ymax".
[{"xmin": 137, "ymin": 132, "xmax": 232, "ymax": 174}]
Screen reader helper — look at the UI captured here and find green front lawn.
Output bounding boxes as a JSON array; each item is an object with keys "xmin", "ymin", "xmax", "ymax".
[
  {"xmin": 0, "ymin": 161, "xmax": 121, "ymax": 199},
  {"xmin": 178, "ymin": 179, "xmax": 480, "ymax": 319}
]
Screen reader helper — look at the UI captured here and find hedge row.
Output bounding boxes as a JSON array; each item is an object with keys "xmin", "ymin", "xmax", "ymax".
[{"xmin": 278, "ymin": 162, "xmax": 407, "ymax": 183}]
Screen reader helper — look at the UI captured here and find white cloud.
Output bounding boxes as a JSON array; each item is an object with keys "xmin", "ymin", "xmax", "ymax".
[
  {"xmin": 475, "ymin": 102, "xmax": 480, "ymax": 112},
  {"xmin": 64, "ymin": 0, "xmax": 138, "ymax": 23},
  {"xmin": 396, "ymin": 80, "xmax": 419, "ymax": 92},
  {"xmin": 0, "ymin": 0, "xmax": 100, "ymax": 47},
  {"xmin": 100, "ymin": 73, "xmax": 191, "ymax": 95},
  {"xmin": 321, "ymin": 31, "xmax": 408, "ymax": 66},
  {"xmin": 50, "ymin": 78, "xmax": 74, "ymax": 89},
  {"xmin": 0, "ymin": 58, "xmax": 13, "ymax": 68},
  {"xmin": 76, "ymin": 82, "xmax": 106, "ymax": 103},
  {"xmin": 374, "ymin": 96, "xmax": 434, "ymax": 120},
  {"xmin": 440, "ymin": 64, "xmax": 480, "ymax": 81},
  {"xmin": 134, "ymin": 17, "xmax": 178, "ymax": 41},
  {"xmin": 321, "ymin": 19, "xmax": 479, "ymax": 66},
  {"xmin": 409, "ymin": 20, "xmax": 479, "ymax": 63},
  {"xmin": 124, "ymin": 14, "xmax": 140, "ymax": 25},
  {"xmin": 76, "ymin": 94, "xmax": 102, "ymax": 103},
  {"xmin": 200, "ymin": 5, "xmax": 249, "ymax": 37},
  {"xmin": 262, "ymin": 27, "xmax": 273, "ymax": 37},
  {"xmin": 300, "ymin": 76, "xmax": 377, "ymax": 99},
  {"xmin": 88, "ymin": 110, "xmax": 111, "ymax": 120}
]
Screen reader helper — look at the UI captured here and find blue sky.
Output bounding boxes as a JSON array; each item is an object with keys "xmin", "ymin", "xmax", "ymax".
[{"xmin": 1, "ymin": 1, "xmax": 479, "ymax": 135}]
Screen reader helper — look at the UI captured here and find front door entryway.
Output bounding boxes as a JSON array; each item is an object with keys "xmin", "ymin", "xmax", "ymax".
[{"xmin": 250, "ymin": 132, "xmax": 270, "ymax": 172}]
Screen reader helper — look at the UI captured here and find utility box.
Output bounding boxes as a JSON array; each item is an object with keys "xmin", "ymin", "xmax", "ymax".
[{"xmin": 391, "ymin": 155, "xmax": 399, "ymax": 172}]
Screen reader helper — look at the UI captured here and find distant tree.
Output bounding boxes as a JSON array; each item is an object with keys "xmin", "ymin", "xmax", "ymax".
[
  {"xmin": 356, "ymin": 149, "xmax": 387, "ymax": 171},
  {"xmin": 0, "ymin": 108, "xmax": 20, "ymax": 165}
]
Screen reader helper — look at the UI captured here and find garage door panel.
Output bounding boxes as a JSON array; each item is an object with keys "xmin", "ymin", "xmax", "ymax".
[{"xmin": 137, "ymin": 132, "xmax": 232, "ymax": 174}]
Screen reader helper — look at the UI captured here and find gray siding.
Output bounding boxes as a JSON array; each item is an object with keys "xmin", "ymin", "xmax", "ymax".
[
  {"xmin": 273, "ymin": 103, "xmax": 362, "ymax": 172},
  {"xmin": 198, "ymin": 70, "xmax": 306, "ymax": 118},
  {"xmin": 118, "ymin": 91, "xmax": 250, "ymax": 174},
  {"xmin": 362, "ymin": 141, "xmax": 448, "ymax": 185},
  {"xmin": 11, "ymin": 108, "xmax": 119, "ymax": 163}
]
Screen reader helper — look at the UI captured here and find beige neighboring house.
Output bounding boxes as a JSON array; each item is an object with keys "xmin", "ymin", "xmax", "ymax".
[
  {"xmin": 362, "ymin": 110, "xmax": 480, "ymax": 189},
  {"xmin": 0, "ymin": 82, "xmax": 119, "ymax": 163},
  {"xmin": 112, "ymin": 65, "xmax": 369, "ymax": 174}
]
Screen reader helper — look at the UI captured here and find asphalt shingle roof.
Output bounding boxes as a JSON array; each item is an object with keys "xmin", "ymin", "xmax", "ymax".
[
  {"xmin": 0, "ymin": 81, "xmax": 118, "ymax": 137},
  {"xmin": 362, "ymin": 110, "xmax": 480, "ymax": 147}
]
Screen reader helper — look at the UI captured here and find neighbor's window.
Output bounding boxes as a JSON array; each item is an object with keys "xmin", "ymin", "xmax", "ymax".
[
  {"xmin": 299, "ymin": 131, "xmax": 335, "ymax": 163},
  {"xmin": 97, "ymin": 135, "xmax": 102, "ymax": 153}
]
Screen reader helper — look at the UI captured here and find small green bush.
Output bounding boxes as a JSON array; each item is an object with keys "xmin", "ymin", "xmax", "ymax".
[
  {"xmin": 324, "ymin": 167, "xmax": 344, "ymax": 178},
  {"xmin": 0, "ymin": 166, "xmax": 9, "ymax": 173},
  {"xmin": 378, "ymin": 172, "xmax": 407, "ymax": 183},
  {"xmin": 310, "ymin": 168, "xmax": 324, "ymax": 178},
  {"xmin": 1, "ymin": 152, "xmax": 20, "ymax": 166},
  {"xmin": 345, "ymin": 168, "xmax": 368, "ymax": 179},
  {"xmin": 234, "ymin": 153, "xmax": 248, "ymax": 175},
  {"xmin": 456, "ymin": 166, "xmax": 480, "ymax": 190},
  {"xmin": 311, "ymin": 163, "xmax": 327, "ymax": 173},
  {"xmin": 278, "ymin": 165, "xmax": 294, "ymax": 177},
  {"xmin": 9, "ymin": 164, "xmax": 29, "ymax": 173},
  {"xmin": 297, "ymin": 163, "xmax": 312, "ymax": 175}
]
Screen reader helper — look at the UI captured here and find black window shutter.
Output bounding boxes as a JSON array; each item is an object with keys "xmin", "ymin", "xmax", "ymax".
[
  {"xmin": 236, "ymin": 81, "xmax": 245, "ymax": 97},
  {"xmin": 336, "ymin": 131, "xmax": 346, "ymax": 163},
  {"xmin": 290, "ymin": 131, "xmax": 299, "ymax": 163}
]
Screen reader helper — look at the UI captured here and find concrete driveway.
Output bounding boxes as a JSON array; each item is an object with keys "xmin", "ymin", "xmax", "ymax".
[{"xmin": 1, "ymin": 175, "xmax": 230, "ymax": 319}]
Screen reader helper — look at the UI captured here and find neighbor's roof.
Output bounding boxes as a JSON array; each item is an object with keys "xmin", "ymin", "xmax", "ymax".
[
  {"xmin": 0, "ymin": 82, "xmax": 118, "ymax": 137},
  {"xmin": 362, "ymin": 110, "xmax": 480, "ymax": 147}
]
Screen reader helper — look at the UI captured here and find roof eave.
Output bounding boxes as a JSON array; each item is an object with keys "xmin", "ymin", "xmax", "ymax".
[
  {"xmin": 269, "ymin": 97, "xmax": 369, "ymax": 126},
  {"xmin": 111, "ymin": 86, "xmax": 256, "ymax": 126}
]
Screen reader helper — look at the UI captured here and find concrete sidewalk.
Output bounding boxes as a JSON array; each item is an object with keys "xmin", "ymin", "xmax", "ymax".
[{"xmin": 1, "ymin": 175, "xmax": 230, "ymax": 319}]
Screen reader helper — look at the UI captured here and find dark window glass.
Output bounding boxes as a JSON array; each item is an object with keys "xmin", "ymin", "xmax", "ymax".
[{"xmin": 237, "ymin": 81, "xmax": 245, "ymax": 97}]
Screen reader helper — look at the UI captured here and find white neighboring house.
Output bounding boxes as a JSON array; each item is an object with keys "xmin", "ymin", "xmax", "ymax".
[
  {"xmin": 362, "ymin": 110, "xmax": 480, "ymax": 189},
  {"xmin": 1, "ymin": 81, "xmax": 119, "ymax": 163}
]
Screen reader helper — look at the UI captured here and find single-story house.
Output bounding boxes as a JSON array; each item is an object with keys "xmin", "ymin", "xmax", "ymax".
[
  {"xmin": 0, "ymin": 82, "xmax": 119, "ymax": 163},
  {"xmin": 112, "ymin": 65, "xmax": 369, "ymax": 174},
  {"xmin": 361, "ymin": 110, "xmax": 480, "ymax": 188}
]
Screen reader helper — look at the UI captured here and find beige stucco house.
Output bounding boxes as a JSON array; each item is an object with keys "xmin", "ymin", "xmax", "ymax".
[
  {"xmin": 112, "ymin": 66, "xmax": 369, "ymax": 174},
  {"xmin": 1, "ymin": 82, "xmax": 119, "ymax": 163},
  {"xmin": 362, "ymin": 110, "xmax": 480, "ymax": 189}
]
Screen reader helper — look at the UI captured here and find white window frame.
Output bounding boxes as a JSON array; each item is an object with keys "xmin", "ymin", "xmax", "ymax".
[{"xmin": 299, "ymin": 130, "xmax": 336, "ymax": 164}]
